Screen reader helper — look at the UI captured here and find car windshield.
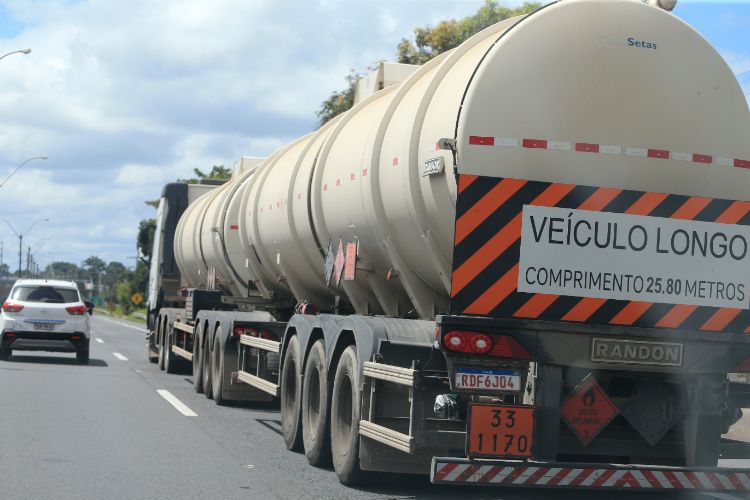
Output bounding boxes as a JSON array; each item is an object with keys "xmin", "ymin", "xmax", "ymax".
[{"xmin": 10, "ymin": 285, "xmax": 79, "ymax": 304}]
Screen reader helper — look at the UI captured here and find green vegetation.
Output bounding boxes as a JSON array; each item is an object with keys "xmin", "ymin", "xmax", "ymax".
[
  {"xmin": 178, "ymin": 165, "xmax": 232, "ymax": 184},
  {"xmin": 316, "ymin": 0, "xmax": 541, "ymax": 126}
]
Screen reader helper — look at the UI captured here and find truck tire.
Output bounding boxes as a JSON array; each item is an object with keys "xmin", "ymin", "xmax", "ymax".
[
  {"xmin": 193, "ymin": 326, "xmax": 204, "ymax": 393},
  {"xmin": 165, "ymin": 331, "xmax": 179, "ymax": 374},
  {"xmin": 158, "ymin": 325, "xmax": 166, "ymax": 371},
  {"xmin": 148, "ymin": 348, "xmax": 158, "ymax": 364},
  {"xmin": 203, "ymin": 333, "xmax": 213, "ymax": 398},
  {"xmin": 302, "ymin": 339, "xmax": 331, "ymax": 466},
  {"xmin": 280, "ymin": 335, "xmax": 303, "ymax": 451},
  {"xmin": 331, "ymin": 345, "xmax": 366, "ymax": 485},
  {"xmin": 211, "ymin": 332, "xmax": 226, "ymax": 406}
]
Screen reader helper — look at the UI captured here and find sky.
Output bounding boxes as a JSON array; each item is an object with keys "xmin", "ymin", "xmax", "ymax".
[{"xmin": 0, "ymin": 0, "xmax": 747, "ymax": 273}]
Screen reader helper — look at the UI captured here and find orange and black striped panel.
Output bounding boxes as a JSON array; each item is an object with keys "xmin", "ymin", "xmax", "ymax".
[{"xmin": 449, "ymin": 175, "xmax": 750, "ymax": 334}]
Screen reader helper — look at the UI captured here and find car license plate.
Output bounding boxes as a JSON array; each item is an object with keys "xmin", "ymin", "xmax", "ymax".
[
  {"xmin": 455, "ymin": 368, "xmax": 520, "ymax": 392},
  {"xmin": 33, "ymin": 322, "xmax": 54, "ymax": 331},
  {"xmin": 467, "ymin": 404, "xmax": 534, "ymax": 458}
]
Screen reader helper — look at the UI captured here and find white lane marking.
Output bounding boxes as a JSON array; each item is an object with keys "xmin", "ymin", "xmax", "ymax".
[
  {"xmin": 94, "ymin": 314, "xmax": 149, "ymax": 333},
  {"xmin": 113, "ymin": 352, "xmax": 128, "ymax": 361},
  {"xmin": 95, "ymin": 338, "xmax": 104, "ymax": 344},
  {"xmin": 156, "ymin": 390, "xmax": 197, "ymax": 417}
]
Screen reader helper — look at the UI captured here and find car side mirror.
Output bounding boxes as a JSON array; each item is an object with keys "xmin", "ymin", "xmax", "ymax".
[{"xmin": 84, "ymin": 300, "xmax": 94, "ymax": 315}]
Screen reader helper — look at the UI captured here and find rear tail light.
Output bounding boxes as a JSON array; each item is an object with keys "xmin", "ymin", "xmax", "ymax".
[
  {"xmin": 469, "ymin": 334, "xmax": 492, "ymax": 354},
  {"xmin": 442, "ymin": 330, "xmax": 532, "ymax": 360},
  {"xmin": 3, "ymin": 331, "xmax": 16, "ymax": 337},
  {"xmin": 2, "ymin": 301, "xmax": 23, "ymax": 313},
  {"xmin": 71, "ymin": 335, "xmax": 81, "ymax": 341},
  {"xmin": 66, "ymin": 305, "xmax": 87, "ymax": 315},
  {"xmin": 233, "ymin": 327, "xmax": 272, "ymax": 339},
  {"xmin": 490, "ymin": 335, "xmax": 533, "ymax": 360}
]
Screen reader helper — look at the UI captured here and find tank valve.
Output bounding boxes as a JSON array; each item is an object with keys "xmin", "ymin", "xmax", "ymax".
[
  {"xmin": 646, "ymin": 0, "xmax": 677, "ymax": 11},
  {"xmin": 434, "ymin": 394, "xmax": 458, "ymax": 419}
]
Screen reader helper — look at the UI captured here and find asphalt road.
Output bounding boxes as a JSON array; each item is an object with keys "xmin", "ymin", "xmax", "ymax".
[{"xmin": 0, "ymin": 314, "xmax": 747, "ymax": 500}]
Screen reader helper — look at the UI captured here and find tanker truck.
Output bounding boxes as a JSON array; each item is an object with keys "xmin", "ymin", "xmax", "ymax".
[{"xmin": 146, "ymin": 0, "xmax": 750, "ymax": 491}]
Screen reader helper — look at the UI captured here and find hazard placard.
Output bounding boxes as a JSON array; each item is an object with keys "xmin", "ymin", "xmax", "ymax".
[
  {"xmin": 344, "ymin": 242, "xmax": 357, "ymax": 281},
  {"xmin": 467, "ymin": 403, "xmax": 534, "ymax": 458},
  {"xmin": 560, "ymin": 374, "xmax": 619, "ymax": 446},
  {"xmin": 333, "ymin": 239, "xmax": 345, "ymax": 287}
]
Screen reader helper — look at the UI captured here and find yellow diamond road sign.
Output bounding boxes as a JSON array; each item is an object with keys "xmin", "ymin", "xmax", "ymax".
[{"xmin": 131, "ymin": 292, "xmax": 143, "ymax": 306}]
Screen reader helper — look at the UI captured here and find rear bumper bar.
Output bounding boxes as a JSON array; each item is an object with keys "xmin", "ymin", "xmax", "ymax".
[
  {"xmin": 2, "ymin": 330, "xmax": 88, "ymax": 352},
  {"xmin": 431, "ymin": 457, "xmax": 750, "ymax": 491}
]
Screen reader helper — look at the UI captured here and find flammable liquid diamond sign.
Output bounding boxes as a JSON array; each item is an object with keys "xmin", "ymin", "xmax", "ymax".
[
  {"xmin": 333, "ymin": 238, "xmax": 345, "ymax": 287},
  {"xmin": 560, "ymin": 374, "xmax": 619, "ymax": 446}
]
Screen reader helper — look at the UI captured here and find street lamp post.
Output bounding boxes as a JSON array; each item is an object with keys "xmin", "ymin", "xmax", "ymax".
[
  {"xmin": 27, "ymin": 235, "xmax": 50, "ymax": 278},
  {"xmin": 0, "ymin": 156, "xmax": 48, "ymax": 190},
  {"xmin": 0, "ymin": 48, "xmax": 31, "ymax": 62},
  {"xmin": 0, "ymin": 218, "xmax": 49, "ymax": 277}
]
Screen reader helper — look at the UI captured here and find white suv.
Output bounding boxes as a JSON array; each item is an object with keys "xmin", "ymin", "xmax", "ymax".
[{"xmin": 0, "ymin": 279, "xmax": 93, "ymax": 364}]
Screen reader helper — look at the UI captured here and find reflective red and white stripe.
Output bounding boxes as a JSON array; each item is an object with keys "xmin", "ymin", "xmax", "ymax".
[
  {"xmin": 431, "ymin": 462, "xmax": 750, "ymax": 491},
  {"xmin": 465, "ymin": 135, "xmax": 750, "ymax": 170}
]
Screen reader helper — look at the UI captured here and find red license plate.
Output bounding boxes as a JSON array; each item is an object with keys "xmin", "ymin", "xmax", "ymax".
[{"xmin": 467, "ymin": 404, "xmax": 534, "ymax": 458}]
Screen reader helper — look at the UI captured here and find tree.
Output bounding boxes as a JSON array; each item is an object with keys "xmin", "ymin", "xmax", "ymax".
[
  {"xmin": 82, "ymin": 256, "xmax": 106, "ymax": 277},
  {"xmin": 178, "ymin": 165, "xmax": 232, "ymax": 184},
  {"xmin": 318, "ymin": 1, "xmax": 541, "ymax": 121},
  {"xmin": 104, "ymin": 261, "xmax": 129, "ymax": 286},
  {"xmin": 116, "ymin": 281, "xmax": 134, "ymax": 314},
  {"xmin": 316, "ymin": 70, "xmax": 360, "ymax": 127},
  {"xmin": 398, "ymin": 1, "xmax": 540, "ymax": 65},
  {"xmin": 44, "ymin": 261, "xmax": 83, "ymax": 280},
  {"xmin": 137, "ymin": 218, "xmax": 156, "ymax": 266}
]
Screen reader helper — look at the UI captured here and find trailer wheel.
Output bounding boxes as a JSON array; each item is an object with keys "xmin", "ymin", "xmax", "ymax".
[
  {"xmin": 157, "ymin": 324, "xmax": 166, "ymax": 371},
  {"xmin": 331, "ymin": 345, "xmax": 366, "ymax": 485},
  {"xmin": 302, "ymin": 339, "xmax": 331, "ymax": 466},
  {"xmin": 148, "ymin": 330, "xmax": 158, "ymax": 364},
  {"xmin": 165, "ymin": 331, "xmax": 179, "ymax": 374},
  {"xmin": 280, "ymin": 335, "xmax": 303, "ymax": 451},
  {"xmin": 203, "ymin": 333, "xmax": 213, "ymax": 398},
  {"xmin": 211, "ymin": 332, "xmax": 226, "ymax": 406},
  {"xmin": 193, "ymin": 325, "xmax": 204, "ymax": 393}
]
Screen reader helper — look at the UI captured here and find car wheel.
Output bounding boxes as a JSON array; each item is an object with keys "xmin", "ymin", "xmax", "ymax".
[
  {"xmin": 77, "ymin": 340, "xmax": 90, "ymax": 365},
  {"xmin": 0, "ymin": 347, "xmax": 9, "ymax": 361}
]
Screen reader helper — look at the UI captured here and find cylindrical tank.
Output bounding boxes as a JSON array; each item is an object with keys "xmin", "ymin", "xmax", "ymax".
[{"xmin": 175, "ymin": 0, "xmax": 750, "ymax": 320}]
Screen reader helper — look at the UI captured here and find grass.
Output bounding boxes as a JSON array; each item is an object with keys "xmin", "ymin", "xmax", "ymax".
[{"xmin": 94, "ymin": 305, "xmax": 147, "ymax": 326}]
